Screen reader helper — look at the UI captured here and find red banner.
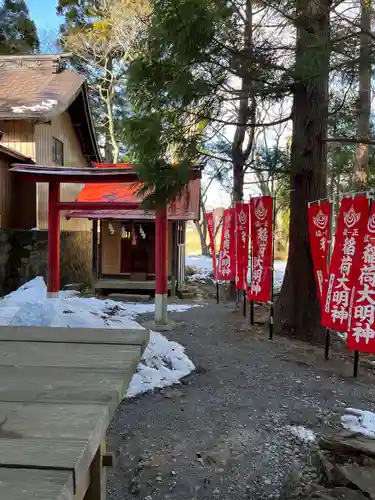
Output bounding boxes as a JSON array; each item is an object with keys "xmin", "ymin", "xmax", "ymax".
[
  {"xmin": 247, "ymin": 196, "xmax": 273, "ymax": 302},
  {"xmin": 206, "ymin": 212, "xmax": 217, "ymax": 280},
  {"xmin": 308, "ymin": 200, "xmax": 331, "ymax": 302},
  {"xmin": 347, "ymin": 203, "xmax": 375, "ymax": 353},
  {"xmin": 321, "ymin": 195, "xmax": 369, "ymax": 331},
  {"xmin": 217, "ymin": 208, "xmax": 236, "ymax": 281},
  {"xmin": 235, "ymin": 203, "xmax": 250, "ymax": 290}
]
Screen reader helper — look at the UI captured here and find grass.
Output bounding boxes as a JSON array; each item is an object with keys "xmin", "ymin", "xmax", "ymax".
[{"xmin": 186, "ymin": 226, "xmax": 205, "ymax": 255}]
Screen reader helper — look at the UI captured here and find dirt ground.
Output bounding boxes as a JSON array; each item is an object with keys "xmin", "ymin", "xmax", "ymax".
[{"xmin": 107, "ymin": 301, "xmax": 375, "ymax": 500}]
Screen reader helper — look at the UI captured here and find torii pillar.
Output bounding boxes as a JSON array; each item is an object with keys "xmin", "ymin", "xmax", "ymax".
[
  {"xmin": 155, "ymin": 205, "xmax": 168, "ymax": 325},
  {"xmin": 48, "ymin": 181, "xmax": 60, "ymax": 298}
]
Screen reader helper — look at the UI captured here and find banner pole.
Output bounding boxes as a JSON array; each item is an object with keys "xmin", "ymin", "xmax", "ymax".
[
  {"xmin": 250, "ymin": 300, "xmax": 254, "ymax": 325},
  {"xmin": 269, "ymin": 177, "xmax": 276, "ymax": 340},
  {"xmin": 351, "ymin": 193, "xmax": 371, "ymax": 377},
  {"xmin": 324, "ymin": 330, "xmax": 330, "ymax": 360},
  {"xmin": 249, "ymin": 195, "xmax": 255, "ymax": 326},
  {"xmin": 353, "ymin": 350, "xmax": 359, "ymax": 377},
  {"xmin": 324, "ymin": 198, "xmax": 334, "ymax": 360},
  {"xmin": 243, "ymin": 289, "xmax": 246, "ymax": 317},
  {"xmin": 216, "ymin": 282, "xmax": 219, "ymax": 304}
]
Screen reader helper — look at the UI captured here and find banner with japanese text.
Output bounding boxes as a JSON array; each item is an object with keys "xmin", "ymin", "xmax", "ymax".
[
  {"xmin": 247, "ymin": 196, "xmax": 273, "ymax": 302},
  {"xmin": 235, "ymin": 203, "xmax": 250, "ymax": 290},
  {"xmin": 217, "ymin": 208, "xmax": 236, "ymax": 281},
  {"xmin": 321, "ymin": 195, "xmax": 369, "ymax": 331},
  {"xmin": 308, "ymin": 200, "xmax": 331, "ymax": 302},
  {"xmin": 347, "ymin": 203, "xmax": 375, "ymax": 353},
  {"xmin": 206, "ymin": 212, "xmax": 217, "ymax": 280}
]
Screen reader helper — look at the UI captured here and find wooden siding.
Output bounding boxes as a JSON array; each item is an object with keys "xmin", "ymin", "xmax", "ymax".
[
  {"xmin": 0, "ymin": 120, "xmax": 35, "ymax": 159},
  {"xmin": 0, "ymin": 152, "xmax": 36, "ymax": 229},
  {"xmin": 101, "ymin": 221, "xmax": 173, "ymax": 277},
  {"xmin": 102, "ymin": 221, "xmax": 121, "ymax": 275},
  {"xmin": 0, "ymin": 152, "xmax": 14, "ymax": 228},
  {"xmin": 35, "ymin": 111, "xmax": 90, "ymax": 231}
]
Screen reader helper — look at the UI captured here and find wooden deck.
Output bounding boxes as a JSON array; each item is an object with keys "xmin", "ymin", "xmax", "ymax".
[
  {"xmin": 95, "ymin": 278, "xmax": 173, "ymax": 291},
  {"xmin": 0, "ymin": 325, "xmax": 148, "ymax": 499}
]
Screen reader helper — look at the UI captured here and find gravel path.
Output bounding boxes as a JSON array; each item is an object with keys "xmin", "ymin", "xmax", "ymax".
[{"xmin": 107, "ymin": 302, "xmax": 375, "ymax": 500}]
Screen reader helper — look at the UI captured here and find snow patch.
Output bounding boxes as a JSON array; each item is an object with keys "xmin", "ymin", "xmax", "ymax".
[
  {"xmin": 126, "ymin": 331, "xmax": 195, "ymax": 397},
  {"xmin": 12, "ymin": 99, "xmax": 57, "ymax": 114},
  {"xmin": 0, "ymin": 277, "xmax": 197, "ymax": 398},
  {"xmin": 286, "ymin": 425, "xmax": 316, "ymax": 443},
  {"xmin": 185, "ymin": 254, "xmax": 286, "ymax": 290},
  {"xmin": 341, "ymin": 408, "xmax": 375, "ymax": 438}
]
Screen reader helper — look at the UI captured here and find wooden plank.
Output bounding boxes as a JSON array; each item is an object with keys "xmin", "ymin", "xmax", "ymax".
[
  {"xmin": 83, "ymin": 440, "xmax": 106, "ymax": 500},
  {"xmin": 95, "ymin": 279, "xmax": 172, "ymax": 290},
  {"xmin": 0, "ymin": 438, "xmax": 92, "ymax": 494},
  {"xmin": 0, "ymin": 402, "xmax": 110, "ymax": 442},
  {"xmin": 0, "ymin": 468, "xmax": 74, "ymax": 500},
  {"xmin": 0, "ymin": 326, "xmax": 149, "ymax": 351},
  {"xmin": 0, "ymin": 366, "xmax": 134, "ymax": 407},
  {"xmin": 0, "ymin": 341, "xmax": 141, "ymax": 369}
]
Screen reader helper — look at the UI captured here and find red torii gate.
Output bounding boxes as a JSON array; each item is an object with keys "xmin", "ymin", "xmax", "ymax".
[{"xmin": 10, "ymin": 164, "xmax": 202, "ymax": 325}]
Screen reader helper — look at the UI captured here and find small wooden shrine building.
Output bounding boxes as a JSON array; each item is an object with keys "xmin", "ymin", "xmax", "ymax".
[{"xmin": 66, "ymin": 163, "xmax": 202, "ymax": 294}]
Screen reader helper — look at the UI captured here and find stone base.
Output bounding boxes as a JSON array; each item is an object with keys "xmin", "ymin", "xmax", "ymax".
[
  {"xmin": 141, "ymin": 319, "xmax": 177, "ymax": 332},
  {"xmin": 155, "ymin": 293, "xmax": 168, "ymax": 324}
]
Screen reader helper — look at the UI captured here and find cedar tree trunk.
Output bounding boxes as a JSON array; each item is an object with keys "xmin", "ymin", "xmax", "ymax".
[{"xmin": 275, "ymin": 0, "xmax": 332, "ymax": 341}]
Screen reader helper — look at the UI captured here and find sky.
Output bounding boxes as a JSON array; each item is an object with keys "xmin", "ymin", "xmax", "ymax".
[
  {"xmin": 27, "ymin": 0, "xmax": 60, "ymax": 33},
  {"xmin": 25, "ymin": 0, "xmax": 287, "ymax": 209}
]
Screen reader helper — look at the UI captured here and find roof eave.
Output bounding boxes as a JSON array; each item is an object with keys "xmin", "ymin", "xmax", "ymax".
[
  {"xmin": 80, "ymin": 82, "xmax": 101, "ymax": 162},
  {"xmin": 0, "ymin": 144, "xmax": 35, "ymax": 163}
]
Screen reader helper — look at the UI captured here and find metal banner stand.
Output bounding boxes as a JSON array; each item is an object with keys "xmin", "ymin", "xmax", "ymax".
[
  {"xmin": 216, "ymin": 282, "xmax": 219, "ymax": 304},
  {"xmin": 308, "ymin": 196, "xmax": 332, "ymax": 361},
  {"xmin": 250, "ymin": 300, "xmax": 255, "ymax": 325},
  {"xmin": 324, "ymin": 329, "xmax": 330, "ymax": 360},
  {"xmin": 269, "ymin": 179, "xmax": 276, "ymax": 340},
  {"xmin": 325, "ymin": 198, "xmax": 334, "ymax": 360},
  {"xmin": 243, "ymin": 290, "xmax": 246, "ymax": 317},
  {"xmin": 249, "ymin": 196, "xmax": 255, "ymax": 326},
  {"xmin": 353, "ymin": 350, "xmax": 359, "ymax": 377}
]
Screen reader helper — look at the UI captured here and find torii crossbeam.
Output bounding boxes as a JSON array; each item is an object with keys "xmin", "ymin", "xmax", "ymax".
[{"xmin": 10, "ymin": 164, "xmax": 202, "ymax": 326}]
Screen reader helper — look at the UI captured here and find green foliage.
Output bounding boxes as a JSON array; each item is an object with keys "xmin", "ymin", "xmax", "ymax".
[
  {"xmin": 123, "ymin": 0, "xmax": 233, "ymax": 205},
  {"xmin": 124, "ymin": 114, "xmax": 191, "ymax": 207},
  {"xmin": 0, "ymin": 0, "xmax": 39, "ymax": 54},
  {"xmin": 57, "ymin": 0, "xmax": 98, "ymax": 29}
]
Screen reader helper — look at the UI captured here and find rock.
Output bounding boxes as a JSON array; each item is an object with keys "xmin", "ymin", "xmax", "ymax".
[
  {"xmin": 179, "ymin": 291, "xmax": 196, "ymax": 300},
  {"xmin": 128, "ymin": 478, "xmax": 141, "ymax": 495},
  {"xmin": 63, "ymin": 282, "xmax": 85, "ymax": 291},
  {"xmin": 316, "ymin": 450, "xmax": 337, "ymax": 484},
  {"xmin": 319, "ymin": 432, "xmax": 375, "ymax": 458},
  {"xmin": 308, "ymin": 486, "xmax": 369, "ymax": 500},
  {"xmin": 278, "ymin": 469, "xmax": 302, "ymax": 499},
  {"xmin": 335, "ymin": 463, "xmax": 375, "ymax": 499},
  {"xmin": 163, "ymin": 389, "xmax": 183, "ymax": 401}
]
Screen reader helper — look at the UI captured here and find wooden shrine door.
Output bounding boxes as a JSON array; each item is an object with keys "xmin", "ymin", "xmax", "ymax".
[{"xmin": 121, "ymin": 222, "xmax": 155, "ymax": 276}]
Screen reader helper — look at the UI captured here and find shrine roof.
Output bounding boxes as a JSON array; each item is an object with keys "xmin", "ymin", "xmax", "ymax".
[
  {"xmin": 9, "ymin": 164, "xmax": 139, "ymax": 183},
  {"xmin": 67, "ymin": 178, "xmax": 201, "ymax": 221}
]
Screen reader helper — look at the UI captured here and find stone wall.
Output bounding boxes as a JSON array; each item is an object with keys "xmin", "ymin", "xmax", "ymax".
[{"xmin": 0, "ymin": 229, "xmax": 92, "ymax": 296}]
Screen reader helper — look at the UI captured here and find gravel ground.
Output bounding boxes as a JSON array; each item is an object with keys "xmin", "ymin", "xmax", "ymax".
[{"xmin": 107, "ymin": 301, "xmax": 375, "ymax": 500}]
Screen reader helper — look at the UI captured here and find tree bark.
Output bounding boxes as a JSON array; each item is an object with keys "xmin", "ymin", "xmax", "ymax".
[
  {"xmin": 353, "ymin": 0, "xmax": 371, "ymax": 190},
  {"xmin": 275, "ymin": 0, "xmax": 332, "ymax": 342},
  {"xmin": 100, "ymin": 56, "xmax": 120, "ymax": 163},
  {"xmin": 195, "ymin": 197, "xmax": 210, "ymax": 255},
  {"xmin": 231, "ymin": 0, "xmax": 255, "ymax": 203}
]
